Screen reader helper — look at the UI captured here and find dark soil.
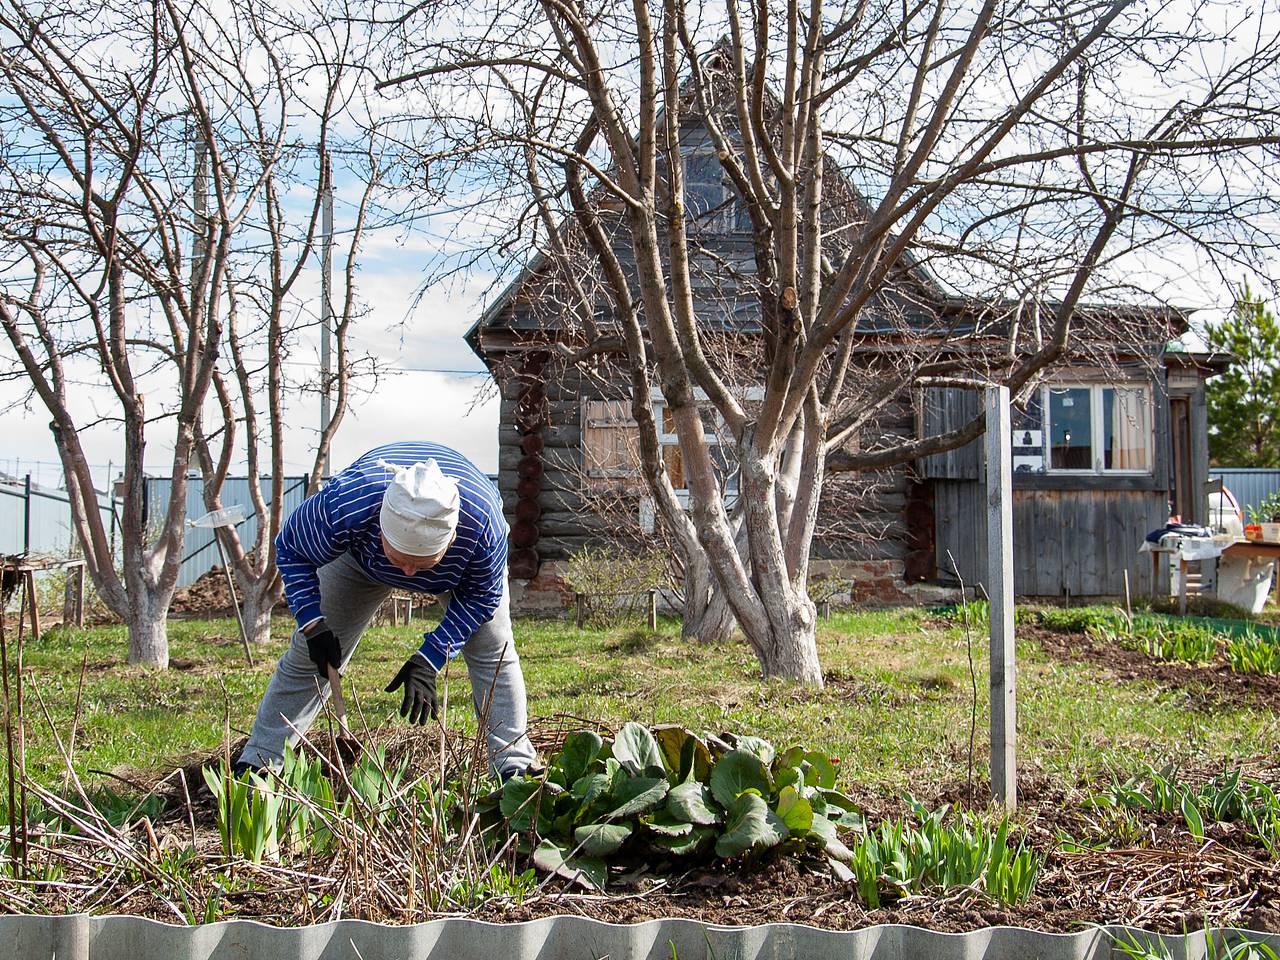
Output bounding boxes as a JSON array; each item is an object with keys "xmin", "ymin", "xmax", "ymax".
[
  {"xmin": 168, "ymin": 566, "xmax": 240, "ymax": 619},
  {"xmin": 168, "ymin": 566, "xmax": 290, "ymax": 620},
  {"xmin": 1023, "ymin": 623, "xmax": 1280, "ymax": 713}
]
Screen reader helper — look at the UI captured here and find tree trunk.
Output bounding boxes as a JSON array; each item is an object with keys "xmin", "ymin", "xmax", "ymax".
[
  {"xmin": 126, "ymin": 594, "xmax": 169, "ymax": 668},
  {"xmin": 239, "ymin": 577, "xmax": 279, "ymax": 646},
  {"xmin": 758, "ymin": 595, "xmax": 823, "ymax": 684},
  {"xmin": 684, "ymin": 584, "xmax": 737, "ymax": 645}
]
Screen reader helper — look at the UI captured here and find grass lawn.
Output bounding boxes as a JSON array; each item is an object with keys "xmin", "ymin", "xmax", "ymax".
[{"xmin": 9, "ymin": 604, "xmax": 1278, "ymax": 802}]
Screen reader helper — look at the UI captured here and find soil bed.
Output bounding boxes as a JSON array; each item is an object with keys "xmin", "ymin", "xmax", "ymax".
[
  {"xmin": 18, "ymin": 730, "xmax": 1269, "ymax": 935},
  {"xmin": 1023, "ymin": 623, "xmax": 1280, "ymax": 713},
  {"xmin": 472, "ymin": 766, "xmax": 1280, "ymax": 934}
]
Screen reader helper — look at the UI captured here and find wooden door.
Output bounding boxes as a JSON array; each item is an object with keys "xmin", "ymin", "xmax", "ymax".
[{"xmin": 1170, "ymin": 396, "xmax": 1193, "ymax": 522}]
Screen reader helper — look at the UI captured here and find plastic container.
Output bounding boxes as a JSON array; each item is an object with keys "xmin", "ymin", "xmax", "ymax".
[{"xmin": 1216, "ymin": 555, "xmax": 1275, "ymax": 614}]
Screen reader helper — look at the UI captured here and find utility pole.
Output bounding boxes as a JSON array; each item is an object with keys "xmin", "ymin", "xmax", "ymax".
[{"xmin": 319, "ymin": 147, "xmax": 334, "ymax": 479}]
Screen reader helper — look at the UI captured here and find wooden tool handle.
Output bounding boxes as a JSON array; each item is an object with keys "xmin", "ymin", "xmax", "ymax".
[{"xmin": 325, "ymin": 663, "xmax": 350, "ymax": 732}]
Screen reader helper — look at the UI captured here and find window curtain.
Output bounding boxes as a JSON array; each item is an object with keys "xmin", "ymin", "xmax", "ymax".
[{"xmin": 1109, "ymin": 388, "xmax": 1149, "ymax": 470}]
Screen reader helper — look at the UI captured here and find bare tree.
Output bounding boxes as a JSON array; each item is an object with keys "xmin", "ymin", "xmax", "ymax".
[
  {"xmin": 188, "ymin": 6, "xmax": 382, "ymax": 647},
  {"xmin": 376, "ymin": 0, "xmax": 1280, "ymax": 682},
  {"xmin": 0, "ymin": 0, "xmax": 305, "ymax": 666}
]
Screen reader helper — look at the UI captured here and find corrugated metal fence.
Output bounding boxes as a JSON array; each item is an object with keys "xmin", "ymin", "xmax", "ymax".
[
  {"xmin": 0, "ymin": 473, "xmax": 311, "ymax": 588},
  {"xmin": 1210, "ymin": 468, "xmax": 1280, "ymax": 519},
  {"xmin": 0, "ymin": 475, "xmax": 116, "ymax": 559},
  {"xmin": 0, "ymin": 915, "xmax": 1276, "ymax": 960},
  {"xmin": 143, "ymin": 475, "xmax": 310, "ymax": 588}
]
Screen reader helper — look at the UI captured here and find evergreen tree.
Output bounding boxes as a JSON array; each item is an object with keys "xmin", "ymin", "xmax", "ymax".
[{"xmin": 1207, "ymin": 287, "xmax": 1280, "ymax": 467}]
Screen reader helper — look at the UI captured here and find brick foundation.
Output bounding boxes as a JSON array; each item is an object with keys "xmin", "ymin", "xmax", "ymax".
[{"xmin": 508, "ymin": 560, "xmax": 574, "ymax": 616}]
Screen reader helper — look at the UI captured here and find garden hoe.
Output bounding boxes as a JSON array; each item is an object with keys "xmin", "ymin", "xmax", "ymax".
[{"xmin": 326, "ymin": 664, "xmax": 362, "ymax": 767}]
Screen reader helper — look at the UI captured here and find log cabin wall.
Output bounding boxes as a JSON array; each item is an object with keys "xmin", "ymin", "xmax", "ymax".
[{"xmin": 497, "ymin": 358, "xmax": 926, "ymax": 609}]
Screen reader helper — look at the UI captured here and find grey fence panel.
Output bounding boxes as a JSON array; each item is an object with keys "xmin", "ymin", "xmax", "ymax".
[
  {"xmin": 1, "ymin": 915, "xmax": 1276, "ymax": 960},
  {"xmin": 1210, "ymin": 468, "xmax": 1280, "ymax": 519},
  {"xmin": 0, "ymin": 477, "xmax": 116, "ymax": 559},
  {"xmin": 144, "ymin": 475, "xmax": 310, "ymax": 588}
]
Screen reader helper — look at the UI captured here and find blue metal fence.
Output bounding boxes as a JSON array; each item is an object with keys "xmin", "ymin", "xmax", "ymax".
[
  {"xmin": 144, "ymin": 475, "xmax": 311, "ymax": 588},
  {"xmin": 0, "ymin": 475, "xmax": 116, "ymax": 558},
  {"xmin": 1209, "ymin": 468, "xmax": 1280, "ymax": 519}
]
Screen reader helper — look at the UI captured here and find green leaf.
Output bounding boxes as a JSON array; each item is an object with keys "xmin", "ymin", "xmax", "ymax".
[
  {"xmin": 605, "ymin": 777, "xmax": 669, "ymax": 819},
  {"xmin": 667, "ymin": 779, "xmax": 721, "ymax": 826},
  {"xmin": 558, "ymin": 731, "xmax": 604, "ymax": 784},
  {"xmin": 816, "ymin": 788, "xmax": 861, "ymax": 813},
  {"xmin": 574, "ymin": 822, "xmax": 633, "ymax": 856},
  {"xmin": 809, "ymin": 813, "xmax": 854, "ymax": 862},
  {"xmin": 500, "ymin": 778, "xmax": 542, "ymax": 832},
  {"xmin": 571, "ymin": 772, "xmax": 611, "ymax": 810},
  {"xmin": 1180, "ymin": 791, "xmax": 1205, "ymax": 841},
  {"xmin": 613, "ymin": 722, "xmax": 667, "ymax": 777},
  {"xmin": 531, "ymin": 839, "xmax": 608, "ymax": 890},
  {"xmin": 654, "ymin": 725, "xmax": 714, "ymax": 783},
  {"xmin": 828, "ymin": 856, "xmax": 856, "ymax": 883},
  {"xmin": 775, "ymin": 745, "xmax": 806, "ymax": 771},
  {"xmin": 775, "ymin": 785, "xmax": 814, "ymax": 835},
  {"xmin": 652, "ymin": 825, "xmax": 716, "ymax": 857},
  {"xmin": 710, "ymin": 750, "xmax": 771, "ymax": 808},
  {"xmin": 735, "ymin": 735, "xmax": 776, "ymax": 766},
  {"xmin": 715, "ymin": 792, "xmax": 788, "ymax": 858},
  {"xmin": 644, "ymin": 811, "xmax": 694, "ymax": 837},
  {"xmin": 803, "ymin": 752, "xmax": 838, "ymax": 790}
]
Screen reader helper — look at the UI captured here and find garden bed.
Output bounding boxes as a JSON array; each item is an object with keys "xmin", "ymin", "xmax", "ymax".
[{"xmin": 3, "ymin": 724, "xmax": 1277, "ymax": 937}]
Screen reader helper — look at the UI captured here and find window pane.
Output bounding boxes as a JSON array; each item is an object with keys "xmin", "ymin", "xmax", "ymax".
[
  {"xmin": 1048, "ymin": 387, "xmax": 1093, "ymax": 470},
  {"xmin": 1103, "ymin": 387, "xmax": 1150, "ymax": 471}
]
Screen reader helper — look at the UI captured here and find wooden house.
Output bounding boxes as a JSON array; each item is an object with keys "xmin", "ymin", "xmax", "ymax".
[{"xmin": 464, "ymin": 119, "xmax": 1230, "ymax": 612}]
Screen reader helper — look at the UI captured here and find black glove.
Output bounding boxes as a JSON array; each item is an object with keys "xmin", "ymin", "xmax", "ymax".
[
  {"xmin": 385, "ymin": 653, "xmax": 438, "ymax": 725},
  {"xmin": 303, "ymin": 621, "xmax": 341, "ymax": 680}
]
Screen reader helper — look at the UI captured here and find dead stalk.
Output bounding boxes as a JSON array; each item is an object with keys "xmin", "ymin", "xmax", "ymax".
[{"xmin": 61, "ymin": 636, "xmax": 91, "ymax": 797}]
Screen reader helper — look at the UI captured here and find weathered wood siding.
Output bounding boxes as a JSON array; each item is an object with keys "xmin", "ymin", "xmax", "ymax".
[
  {"xmin": 935, "ymin": 483, "xmax": 1168, "ymax": 596},
  {"xmin": 498, "ymin": 363, "xmax": 917, "ymax": 566}
]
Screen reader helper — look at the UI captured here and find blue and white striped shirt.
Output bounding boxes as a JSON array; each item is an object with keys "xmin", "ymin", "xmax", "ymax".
[{"xmin": 275, "ymin": 442, "xmax": 508, "ymax": 669}]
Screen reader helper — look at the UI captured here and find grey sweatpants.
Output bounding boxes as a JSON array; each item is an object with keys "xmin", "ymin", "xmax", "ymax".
[{"xmin": 239, "ymin": 553, "xmax": 536, "ymax": 777}]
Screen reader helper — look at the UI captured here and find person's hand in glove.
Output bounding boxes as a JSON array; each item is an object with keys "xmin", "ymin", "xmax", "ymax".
[
  {"xmin": 385, "ymin": 652, "xmax": 438, "ymax": 725},
  {"xmin": 303, "ymin": 619, "xmax": 341, "ymax": 679}
]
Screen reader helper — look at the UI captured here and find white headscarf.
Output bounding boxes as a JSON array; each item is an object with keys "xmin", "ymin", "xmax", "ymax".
[{"xmin": 378, "ymin": 459, "xmax": 460, "ymax": 556}]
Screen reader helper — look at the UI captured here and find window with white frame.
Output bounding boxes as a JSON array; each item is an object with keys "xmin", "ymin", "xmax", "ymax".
[
  {"xmin": 1041, "ymin": 383, "xmax": 1152, "ymax": 474},
  {"xmin": 652, "ymin": 387, "xmax": 757, "ymax": 505}
]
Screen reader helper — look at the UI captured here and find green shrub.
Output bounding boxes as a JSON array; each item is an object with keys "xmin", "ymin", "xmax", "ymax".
[
  {"xmin": 1031, "ymin": 606, "xmax": 1122, "ymax": 634},
  {"xmin": 1087, "ymin": 618, "xmax": 1218, "ymax": 664},
  {"xmin": 563, "ymin": 546, "xmax": 668, "ymax": 629},
  {"xmin": 1225, "ymin": 628, "xmax": 1280, "ymax": 675},
  {"xmin": 484, "ymin": 724, "xmax": 862, "ymax": 890}
]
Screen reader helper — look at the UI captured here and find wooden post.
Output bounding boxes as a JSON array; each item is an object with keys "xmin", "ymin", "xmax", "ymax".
[
  {"xmin": 1178, "ymin": 557, "xmax": 1188, "ymax": 616},
  {"xmin": 575, "ymin": 592, "xmax": 585, "ymax": 629},
  {"xmin": 22, "ymin": 571, "xmax": 40, "ymax": 645},
  {"xmin": 985, "ymin": 386, "xmax": 1016, "ymax": 814},
  {"xmin": 647, "ymin": 589, "xmax": 658, "ymax": 631},
  {"xmin": 62, "ymin": 570, "xmax": 74, "ymax": 627},
  {"xmin": 74, "ymin": 563, "xmax": 84, "ymax": 627}
]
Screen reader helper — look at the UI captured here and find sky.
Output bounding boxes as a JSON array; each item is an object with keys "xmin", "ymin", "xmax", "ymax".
[
  {"xmin": 0, "ymin": 247, "xmax": 506, "ymax": 491},
  {"xmin": 1, "ymin": 0, "xmax": 1274, "ymax": 494}
]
